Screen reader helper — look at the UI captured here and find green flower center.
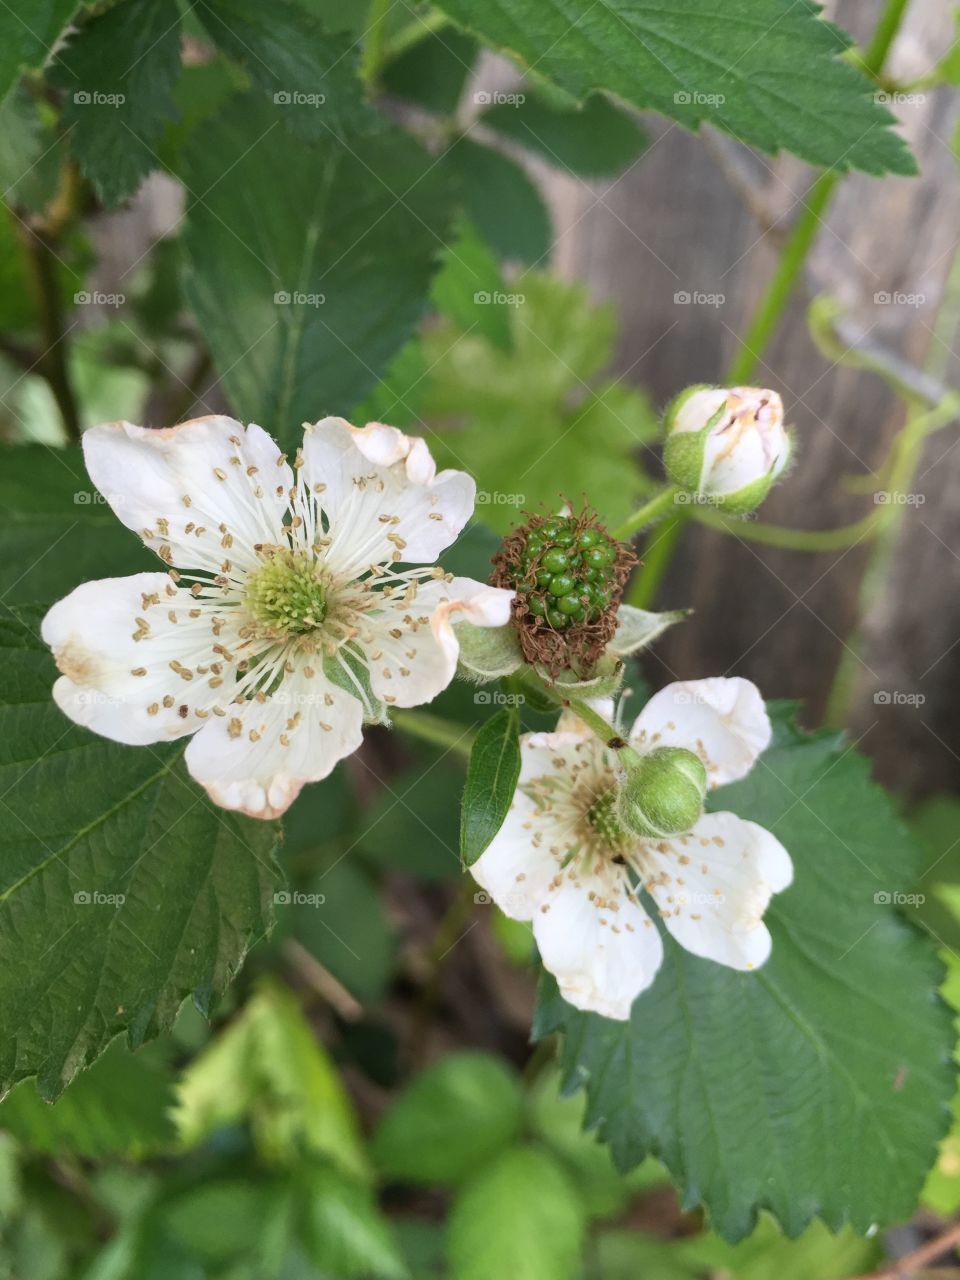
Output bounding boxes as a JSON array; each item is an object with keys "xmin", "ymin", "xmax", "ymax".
[
  {"xmin": 246, "ymin": 551, "xmax": 327, "ymax": 636},
  {"xmin": 586, "ymin": 788, "xmax": 626, "ymax": 850}
]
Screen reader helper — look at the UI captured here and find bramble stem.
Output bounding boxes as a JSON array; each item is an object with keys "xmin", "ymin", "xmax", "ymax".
[
  {"xmin": 611, "ymin": 486, "xmax": 677, "ymax": 540},
  {"xmin": 565, "ymin": 698, "xmax": 643, "ymax": 768},
  {"xmin": 360, "ymin": 0, "xmax": 392, "ymax": 85},
  {"xmin": 393, "ymin": 709, "xmax": 474, "ymax": 758}
]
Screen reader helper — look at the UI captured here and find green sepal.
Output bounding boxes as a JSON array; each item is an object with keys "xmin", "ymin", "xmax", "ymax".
[
  {"xmin": 536, "ymin": 653, "xmax": 625, "ymax": 699},
  {"xmin": 323, "ymin": 649, "xmax": 389, "ymax": 725},
  {"xmin": 662, "ymin": 389, "xmax": 724, "ymax": 495},
  {"xmin": 607, "ymin": 605, "xmax": 690, "ymax": 657},
  {"xmin": 455, "ymin": 620, "xmax": 524, "ymax": 681}
]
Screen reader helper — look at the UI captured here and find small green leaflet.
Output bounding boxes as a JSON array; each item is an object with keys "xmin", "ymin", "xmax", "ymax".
[
  {"xmin": 371, "ymin": 1052, "xmax": 524, "ymax": 1185},
  {"xmin": 0, "ymin": 606, "xmax": 280, "ymax": 1098},
  {"xmin": 534, "ymin": 704, "xmax": 955, "ymax": 1240},
  {"xmin": 446, "ymin": 1146, "xmax": 586, "ymax": 1280},
  {"xmin": 447, "ymin": 138, "xmax": 552, "ymax": 264},
  {"xmin": 460, "ymin": 706, "xmax": 521, "ymax": 866},
  {"xmin": 174, "ymin": 982, "xmax": 368, "ymax": 1179},
  {"xmin": 51, "ymin": 0, "xmax": 183, "ymax": 205},
  {"xmin": 481, "ymin": 92, "xmax": 646, "ymax": 178},
  {"xmin": 434, "ymin": 0, "xmax": 915, "ymax": 176}
]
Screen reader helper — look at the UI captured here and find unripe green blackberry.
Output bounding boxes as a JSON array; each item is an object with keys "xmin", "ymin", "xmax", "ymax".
[{"xmin": 491, "ymin": 507, "xmax": 636, "ymax": 673}]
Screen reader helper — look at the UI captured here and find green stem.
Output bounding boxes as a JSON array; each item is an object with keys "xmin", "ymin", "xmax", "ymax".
[
  {"xmin": 626, "ymin": 515, "xmax": 683, "ymax": 608},
  {"xmin": 565, "ymin": 698, "xmax": 643, "ymax": 768},
  {"xmin": 629, "ymin": 0, "xmax": 914, "ymax": 606},
  {"xmin": 693, "ymin": 508, "xmax": 878, "ymax": 552},
  {"xmin": 611, "ymin": 486, "xmax": 677, "ymax": 541},
  {"xmin": 859, "ymin": 0, "xmax": 911, "ymax": 74},
  {"xmin": 824, "ymin": 389, "xmax": 960, "ymax": 726},
  {"xmin": 393, "ymin": 709, "xmax": 474, "ymax": 758},
  {"xmin": 726, "ymin": 172, "xmax": 837, "ymax": 385},
  {"xmin": 360, "ymin": 0, "xmax": 392, "ymax": 86},
  {"xmin": 383, "ymin": 11, "xmax": 449, "ymax": 62}
]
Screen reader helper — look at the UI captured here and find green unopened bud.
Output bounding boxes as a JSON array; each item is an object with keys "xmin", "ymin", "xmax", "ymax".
[
  {"xmin": 663, "ymin": 385, "xmax": 791, "ymax": 515},
  {"xmin": 617, "ymin": 746, "xmax": 707, "ymax": 839}
]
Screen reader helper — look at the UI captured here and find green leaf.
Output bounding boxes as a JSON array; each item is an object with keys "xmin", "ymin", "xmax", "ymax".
[
  {"xmin": 358, "ymin": 761, "xmax": 463, "ymax": 881},
  {"xmin": 482, "ymin": 91, "xmax": 645, "ymax": 176},
  {"xmin": 181, "ymin": 94, "xmax": 457, "ymax": 448},
  {"xmin": 284, "ymin": 859, "xmax": 396, "ymax": 1004},
  {"xmin": 446, "ymin": 1146, "xmax": 585, "ymax": 1280},
  {"xmin": 0, "ymin": 1041, "xmax": 174, "ymax": 1157},
  {"xmin": 382, "ymin": 28, "xmax": 477, "ymax": 114},
  {"xmin": 431, "ymin": 217, "xmax": 512, "ymax": 348},
  {"xmin": 371, "ymin": 1052, "xmax": 523, "ymax": 1184},
  {"xmin": 0, "ymin": 606, "xmax": 280, "ymax": 1098},
  {"xmin": 194, "ymin": 0, "xmax": 374, "ymax": 139},
  {"xmin": 301, "ymin": 1165, "xmax": 408, "ymax": 1279},
  {"xmin": 534, "ymin": 704, "xmax": 955, "ymax": 1239},
  {"xmin": 433, "ymin": 0, "xmax": 915, "ymax": 176},
  {"xmin": 0, "ymin": 0, "xmax": 77, "ymax": 104},
  {"xmin": 51, "ymin": 0, "xmax": 182, "ymax": 205},
  {"xmin": 174, "ymin": 982, "xmax": 368, "ymax": 1179},
  {"xmin": 447, "ymin": 138, "xmax": 551, "ymax": 264},
  {"xmin": 529, "ymin": 1068, "xmax": 666, "ymax": 1218},
  {"xmin": 422, "ymin": 272, "xmax": 656, "ymax": 532},
  {"xmin": 159, "ymin": 1178, "xmax": 292, "ymax": 1267},
  {"xmin": 460, "ymin": 707, "xmax": 521, "ymax": 866}
]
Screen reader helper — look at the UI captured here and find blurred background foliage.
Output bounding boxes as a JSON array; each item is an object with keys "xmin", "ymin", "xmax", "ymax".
[{"xmin": 2, "ymin": 0, "xmax": 960, "ymax": 1275}]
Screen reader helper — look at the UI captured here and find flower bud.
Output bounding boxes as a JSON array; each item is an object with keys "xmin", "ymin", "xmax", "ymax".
[
  {"xmin": 617, "ymin": 746, "xmax": 707, "ymax": 839},
  {"xmin": 663, "ymin": 385, "xmax": 790, "ymax": 515}
]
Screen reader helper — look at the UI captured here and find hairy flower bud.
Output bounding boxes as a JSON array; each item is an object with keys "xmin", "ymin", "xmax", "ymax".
[
  {"xmin": 617, "ymin": 746, "xmax": 707, "ymax": 839},
  {"xmin": 663, "ymin": 385, "xmax": 790, "ymax": 515}
]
